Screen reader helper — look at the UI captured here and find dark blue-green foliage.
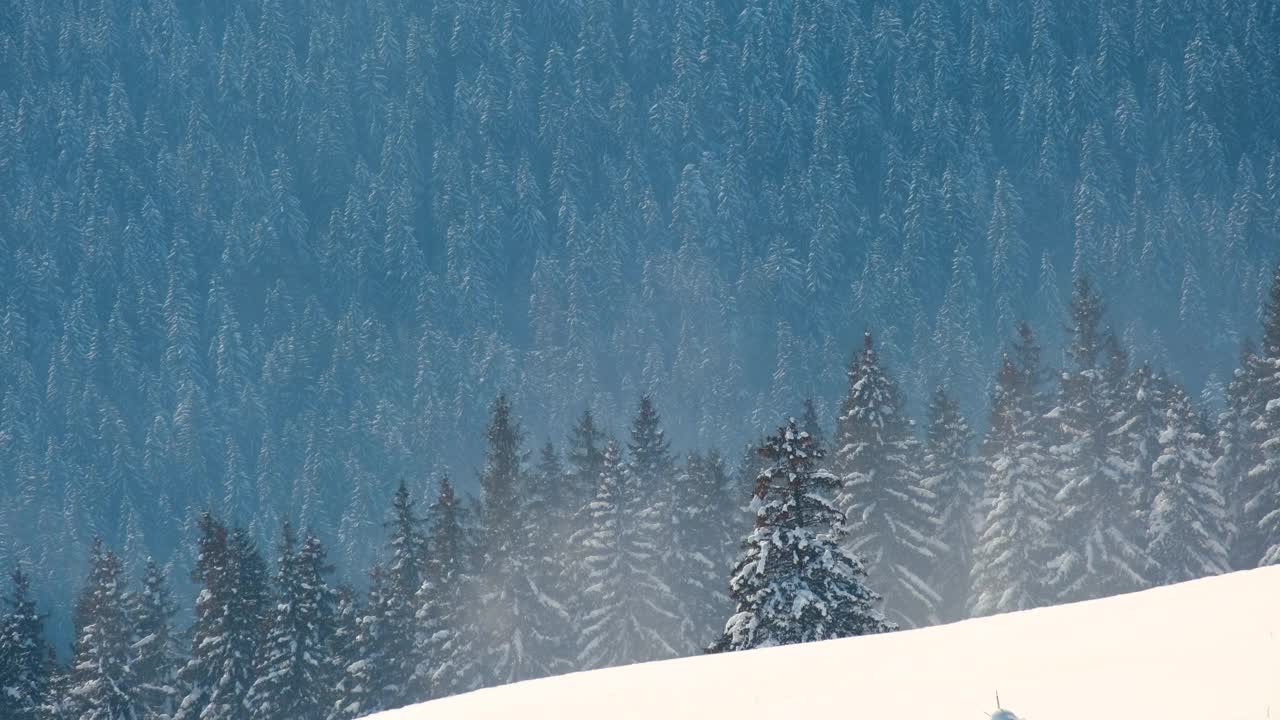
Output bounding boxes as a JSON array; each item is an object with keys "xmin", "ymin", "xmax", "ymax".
[{"xmin": 0, "ymin": 0, "xmax": 1277, "ymax": 650}]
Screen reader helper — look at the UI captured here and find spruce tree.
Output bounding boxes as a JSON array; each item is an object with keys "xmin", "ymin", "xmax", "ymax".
[
  {"xmin": 174, "ymin": 515, "xmax": 266, "ymax": 720},
  {"xmin": 247, "ymin": 526, "xmax": 340, "ymax": 720},
  {"xmin": 834, "ymin": 333, "xmax": 940, "ymax": 628},
  {"xmin": 64, "ymin": 541, "xmax": 138, "ymax": 720},
  {"xmin": 0, "ymin": 567, "xmax": 53, "ymax": 720},
  {"xmin": 325, "ymin": 585, "xmax": 360, "ymax": 720},
  {"xmin": 1252, "ymin": 265, "xmax": 1280, "ymax": 566},
  {"xmin": 970, "ymin": 326, "xmax": 1056, "ymax": 616},
  {"xmin": 332, "ymin": 566, "xmax": 390, "ymax": 720},
  {"xmin": 921, "ymin": 388, "xmax": 980, "ymax": 623},
  {"xmin": 129, "ymin": 560, "xmax": 180, "ymax": 720},
  {"xmin": 670, "ymin": 450, "xmax": 735, "ymax": 652},
  {"xmin": 476, "ymin": 395, "xmax": 569, "ymax": 685},
  {"xmin": 1148, "ymin": 385, "xmax": 1231, "ymax": 583},
  {"xmin": 1046, "ymin": 277, "xmax": 1150, "ymax": 601},
  {"xmin": 626, "ymin": 396, "xmax": 685, "ymax": 652},
  {"xmin": 709, "ymin": 418, "xmax": 894, "ymax": 652},
  {"xmin": 1218, "ymin": 341, "xmax": 1269, "ymax": 569},
  {"xmin": 379, "ymin": 480, "xmax": 426, "ymax": 707},
  {"xmin": 576, "ymin": 441, "xmax": 679, "ymax": 668},
  {"xmin": 411, "ymin": 477, "xmax": 477, "ymax": 700}
]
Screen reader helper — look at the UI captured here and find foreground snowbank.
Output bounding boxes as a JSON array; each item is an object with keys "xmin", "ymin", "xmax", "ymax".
[{"xmin": 373, "ymin": 567, "xmax": 1280, "ymax": 720}]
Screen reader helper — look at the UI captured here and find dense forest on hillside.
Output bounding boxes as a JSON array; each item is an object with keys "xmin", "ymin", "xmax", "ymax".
[{"xmin": 1, "ymin": 0, "xmax": 1279, "ymax": 682}]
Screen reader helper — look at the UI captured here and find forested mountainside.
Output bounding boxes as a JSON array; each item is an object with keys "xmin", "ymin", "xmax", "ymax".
[{"xmin": 1, "ymin": 0, "xmax": 1279, "ymax": 666}]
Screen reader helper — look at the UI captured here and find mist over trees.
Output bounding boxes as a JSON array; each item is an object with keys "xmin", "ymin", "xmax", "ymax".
[{"xmin": 1, "ymin": 0, "xmax": 1280, "ymax": 714}]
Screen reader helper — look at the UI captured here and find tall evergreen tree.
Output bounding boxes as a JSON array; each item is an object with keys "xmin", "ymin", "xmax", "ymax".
[
  {"xmin": 129, "ymin": 560, "xmax": 180, "ymax": 720},
  {"xmin": 1148, "ymin": 385, "xmax": 1231, "ymax": 583},
  {"xmin": 575, "ymin": 441, "xmax": 679, "ymax": 668},
  {"xmin": 921, "ymin": 388, "xmax": 980, "ymax": 623},
  {"xmin": 970, "ymin": 325, "xmax": 1056, "ymax": 616},
  {"xmin": 0, "ymin": 567, "xmax": 53, "ymax": 720},
  {"xmin": 1252, "ymin": 265, "xmax": 1280, "ymax": 566},
  {"xmin": 333, "ymin": 565, "xmax": 391, "ymax": 720},
  {"xmin": 670, "ymin": 450, "xmax": 735, "ymax": 653},
  {"xmin": 376, "ymin": 480, "xmax": 426, "ymax": 707},
  {"xmin": 834, "ymin": 333, "xmax": 940, "ymax": 628},
  {"xmin": 709, "ymin": 418, "xmax": 894, "ymax": 653},
  {"xmin": 1046, "ymin": 278, "xmax": 1150, "ymax": 601},
  {"xmin": 247, "ymin": 527, "xmax": 340, "ymax": 720},
  {"xmin": 64, "ymin": 541, "xmax": 138, "ymax": 720},
  {"xmin": 476, "ymin": 395, "xmax": 569, "ymax": 685},
  {"xmin": 174, "ymin": 515, "xmax": 266, "ymax": 720},
  {"xmin": 411, "ymin": 477, "xmax": 477, "ymax": 701},
  {"xmin": 1218, "ymin": 341, "xmax": 1269, "ymax": 569}
]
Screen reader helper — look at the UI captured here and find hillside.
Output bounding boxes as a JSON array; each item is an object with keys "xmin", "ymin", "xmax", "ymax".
[{"xmin": 372, "ymin": 567, "xmax": 1280, "ymax": 720}]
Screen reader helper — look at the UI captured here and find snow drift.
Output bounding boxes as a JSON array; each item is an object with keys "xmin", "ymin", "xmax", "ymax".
[{"xmin": 372, "ymin": 567, "xmax": 1280, "ymax": 720}]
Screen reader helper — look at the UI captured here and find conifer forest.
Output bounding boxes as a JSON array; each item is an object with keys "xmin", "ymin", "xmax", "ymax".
[{"xmin": 1, "ymin": 0, "xmax": 1280, "ymax": 717}]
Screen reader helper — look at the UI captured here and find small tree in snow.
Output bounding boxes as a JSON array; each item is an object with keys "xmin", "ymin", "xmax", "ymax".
[{"xmin": 709, "ymin": 418, "xmax": 894, "ymax": 653}]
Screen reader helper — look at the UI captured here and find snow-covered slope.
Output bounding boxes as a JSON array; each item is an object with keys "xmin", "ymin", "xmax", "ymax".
[{"xmin": 373, "ymin": 567, "xmax": 1280, "ymax": 720}]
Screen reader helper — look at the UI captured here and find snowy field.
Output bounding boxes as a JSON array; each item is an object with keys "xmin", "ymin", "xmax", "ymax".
[{"xmin": 373, "ymin": 566, "xmax": 1279, "ymax": 720}]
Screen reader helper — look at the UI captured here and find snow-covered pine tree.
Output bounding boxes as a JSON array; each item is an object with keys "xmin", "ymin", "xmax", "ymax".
[
  {"xmin": 626, "ymin": 396, "xmax": 687, "ymax": 652},
  {"xmin": 575, "ymin": 440, "xmax": 679, "ymax": 668},
  {"xmin": 63, "ymin": 541, "xmax": 138, "ymax": 720},
  {"xmin": 129, "ymin": 559, "xmax": 180, "ymax": 720},
  {"xmin": 325, "ymin": 585, "xmax": 359, "ymax": 720},
  {"xmin": 708, "ymin": 418, "xmax": 894, "ymax": 652},
  {"xmin": 670, "ymin": 450, "xmax": 735, "ymax": 653},
  {"xmin": 1252, "ymin": 265, "xmax": 1280, "ymax": 566},
  {"xmin": 970, "ymin": 325, "xmax": 1056, "ymax": 616},
  {"xmin": 411, "ymin": 477, "xmax": 478, "ymax": 701},
  {"xmin": 173, "ymin": 515, "xmax": 266, "ymax": 720},
  {"xmin": 921, "ymin": 388, "xmax": 980, "ymax": 623},
  {"xmin": 524, "ymin": 443, "xmax": 575, "ymax": 674},
  {"xmin": 247, "ymin": 525, "xmax": 340, "ymax": 720},
  {"xmin": 1218, "ymin": 341, "xmax": 1269, "ymax": 570},
  {"xmin": 561, "ymin": 408, "xmax": 608, "ymax": 656},
  {"xmin": 0, "ymin": 567, "xmax": 53, "ymax": 720},
  {"xmin": 332, "ymin": 565, "xmax": 391, "ymax": 720},
  {"xmin": 476, "ymin": 395, "xmax": 570, "ymax": 685},
  {"xmin": 379, "ymin": 480, "xmax": 426, "ymax": 707},
  {"xmin": 1148, "ymin": 384, "xmax": 1231, "ymax": 583},
  {"xmin": 834, "ymin": 332, "xmax": 940, "ymax": 628},
  {"xmin": 1046, "ymin": 277, "xmax": 1150, "ymax": 602}
]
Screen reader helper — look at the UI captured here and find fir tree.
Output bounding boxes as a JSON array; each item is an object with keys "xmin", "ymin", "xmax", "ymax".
[
  {"xmin": 476, "ymin": 395, "xmax": 569, "ymax": 685},
  {"xmin": 0, "ymin": 567, "xmax": 53, "ymax": 720},
  {"xmin": 1218, "ymin": 341, "xmax": 1269, "ymax": 570},
  {"xmin": 411, "ymin": 477, "xmax": 477, "ymax": 701},
  {"xmin": 173, "ymin": 515, "xmax": 266, "ymax": 720},
  {"xmin": 1148, "ymin": 385, "xmax": 1231, "ymax": 583},
  {"xmin": 334, "ymin": 564, "xmax": 391, "ymax": 720},
  {"xmin": 64, "ymin": 541, "xmax": 138, "ymax": 720},
  {"xmin": 575, "ymin": 441, "xmax": 679, "ymax": 668},
  {"xmin": 247, "ymin": 526, "xmax": 340, "ymax": 720},
  {"xmin": 970, "ymin": 326, "xmax": 1056, "ymax": 616},
  {"xmin": 709, "ymin": 418, "xmax": 894, "ymax": 652},
  {"xmin": 129, "ymin": 560, "xmax": 180, "ymax": 720},
  {"xmin": 834, "ymin": 333, "xmax": 940, "ymax": 628},
  {"xmin": 379, "ymin": 480, "xmax": 426, "ymax": 707},
  {"xmin": 921, "ymin": 388, "xmax": 980, "ymax": 623},
  {"xmin": 325, "ymin": 585, "xmax": 360, "ymax": 720},
  {"xmin": 1252, "ymin": 265, "xmax": 1280, "ymax": 566},
  {"xmin": 1046, "ymin": 278, "xmax": 1150, "ymax": 601},
  {"xmin": 669, "ymin": 450, "xmax": 735, "ymax": 653}
]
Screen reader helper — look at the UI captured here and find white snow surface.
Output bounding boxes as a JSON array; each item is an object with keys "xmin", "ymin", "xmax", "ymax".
[{"xmin": 372, "ymin": 567, "xmax": 1280, "ymax": 720}]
